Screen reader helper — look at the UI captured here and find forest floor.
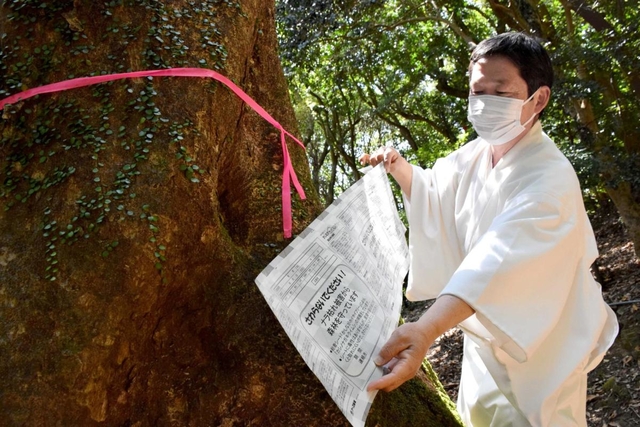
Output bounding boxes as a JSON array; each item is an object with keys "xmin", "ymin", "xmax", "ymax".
[{"xmin": 402, "ymin": 201, "xmax": 640, "ymax": 426}]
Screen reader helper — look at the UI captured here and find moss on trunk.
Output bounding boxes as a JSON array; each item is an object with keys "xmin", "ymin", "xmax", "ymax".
[{"xmin": 0, "ymin": 1, "xmax": 461, "ymax": 425}]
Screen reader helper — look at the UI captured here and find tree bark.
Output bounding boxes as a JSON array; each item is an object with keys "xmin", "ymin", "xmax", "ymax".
[{"xmin": 0, "ymin": 1, "xmax": 461, "ymax": 426}]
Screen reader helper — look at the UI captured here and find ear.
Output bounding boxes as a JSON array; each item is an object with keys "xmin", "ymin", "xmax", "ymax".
[{"xmin": 534, "ymin": 86, "xmax": 551, "ymax": 115}]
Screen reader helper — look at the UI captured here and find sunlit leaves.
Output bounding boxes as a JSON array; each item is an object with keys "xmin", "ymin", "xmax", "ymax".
[{"xmin": 277, "ymin": 0, "xmax": 640, "ymax": 214}]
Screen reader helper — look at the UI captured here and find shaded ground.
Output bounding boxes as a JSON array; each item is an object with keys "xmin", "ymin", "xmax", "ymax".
[{"xmin": 402, "ymin": 201, "xmax": 640, "ymax": 426}]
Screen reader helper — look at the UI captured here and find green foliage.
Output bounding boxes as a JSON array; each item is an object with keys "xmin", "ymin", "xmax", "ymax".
[
  {"xmin": 277, "ymin": 0, "xmax": 488, "ymax": 205},
  {"xmin": 277, "ymin": 0, "xmax": 640, "ymax": 222}
]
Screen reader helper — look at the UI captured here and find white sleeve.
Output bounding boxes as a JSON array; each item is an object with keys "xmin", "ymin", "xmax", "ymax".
[
  {"xmin": 441, "ymin": 191, "xmax": 586, "ymax": 362},
  {"xmin": 405, "ymin": 159, "xmax": 464, "ymax": 301}
]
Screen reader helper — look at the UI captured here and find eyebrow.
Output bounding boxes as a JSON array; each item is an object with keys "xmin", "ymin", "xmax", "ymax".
[{"xmin": 471, "ymin": 80, "xmax": 516, "ymax": 90}]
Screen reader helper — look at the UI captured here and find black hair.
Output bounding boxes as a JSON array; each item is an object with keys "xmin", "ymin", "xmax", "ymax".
[{"xmin": 469, "ymin": 32, "xmax": 554, "ymax": 97}]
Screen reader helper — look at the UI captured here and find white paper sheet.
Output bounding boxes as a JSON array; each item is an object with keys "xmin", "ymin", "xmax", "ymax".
[{"xmin": 255, "ymin": 164, "xmax": 410, "ymax": 427}]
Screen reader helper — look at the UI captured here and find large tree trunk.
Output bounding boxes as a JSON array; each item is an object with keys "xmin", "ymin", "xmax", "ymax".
[{"xmin": 0, "ymin": 1, "xmax": 461, "ymax": 425}]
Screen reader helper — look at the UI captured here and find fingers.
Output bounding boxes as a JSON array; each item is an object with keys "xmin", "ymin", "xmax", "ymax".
[
  {"xmin": 367, "ymin": 369, "xmax": 399, "ymax": 392},
  {"xmin": 373, "ymin": 325, "xmax": 412, "ymax": 366},
  {"xmin": 366, "ymin": 356, "xmax": 421, "ymax": 392},
  {"xmin": 367, "ymin": 323, "xmax": 432, "ymax": 392},
  {"xmin": 382, "ymin": 148, "xmax": 397, "ymax": 172},
  {"xmin": 385, "ymin": 357, "xmax": 400, "ymax": 371},
  {"xmin": 359, "ymin": 147, "xmax": 399, "ymax": 172},
  {"xmin": 359, "ymin": 152, "xmax": 380, "ymax": 167}
]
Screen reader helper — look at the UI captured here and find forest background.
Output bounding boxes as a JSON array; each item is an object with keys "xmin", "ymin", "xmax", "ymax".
[{"xmin": 276, "ymin": 0, "xmax": 640, "ymax": 259}]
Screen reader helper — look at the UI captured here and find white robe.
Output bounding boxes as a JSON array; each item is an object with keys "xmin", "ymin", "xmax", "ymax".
[{"xmin": 404, "ymin": 122, "xmax": 618, "ymax": 426}]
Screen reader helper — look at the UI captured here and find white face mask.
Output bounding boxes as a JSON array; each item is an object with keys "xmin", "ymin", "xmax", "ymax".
[{"xmin": 467, "ymin": 91, "xmax": 537, "ymax": 146}]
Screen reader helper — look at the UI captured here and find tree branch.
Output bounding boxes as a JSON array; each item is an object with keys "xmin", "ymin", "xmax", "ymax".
[
  {"xmin": 371, "ymin": 15, "xmax": 476, "ymax": 48},
  {"xmin": 563, "ymin": 0, "xmax": 613, "ymax": 32}
]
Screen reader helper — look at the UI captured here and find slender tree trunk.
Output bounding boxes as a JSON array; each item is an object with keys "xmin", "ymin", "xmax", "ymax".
[{"xmin": 0, "ymin": 1, "xmax": 461, "ymax": 425}]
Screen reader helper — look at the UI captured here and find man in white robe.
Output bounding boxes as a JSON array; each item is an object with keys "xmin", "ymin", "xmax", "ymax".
[{"xmin": 363, "ymin": 32, "xmax": 618, "ymax": 426}]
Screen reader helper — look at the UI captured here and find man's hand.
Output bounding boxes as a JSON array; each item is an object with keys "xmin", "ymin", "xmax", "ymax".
[
  {"xmin": 359, "ymin": 146, "xmax": 402, "ymax": 174},
  {"xmin": 366, "ymin": 321, "xmax": 434, "ymax": 392},
  {"xmin": 367, "ymin": 295, "xmax": 475, "ymax": 393},
  {"xmin": 359, "ymin": 147, "xmax": 413, "ymax": 198}
]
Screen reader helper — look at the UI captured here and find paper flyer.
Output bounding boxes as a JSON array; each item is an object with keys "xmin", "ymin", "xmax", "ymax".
[{"xmin": 255, "ymin": 164, "xmax": 409, "ymax": 427}]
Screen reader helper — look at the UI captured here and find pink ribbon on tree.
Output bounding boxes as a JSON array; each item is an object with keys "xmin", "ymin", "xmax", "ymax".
[{"xmin": 0, "ymin": 68, "xmax": 306, "ymax": 238}]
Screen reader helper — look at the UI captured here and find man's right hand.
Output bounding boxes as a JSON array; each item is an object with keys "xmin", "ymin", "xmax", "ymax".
[
  {"xmin": 359, "ymin": 146, "xmax": 403, "ymax": 174},
  {"xmin": 359, "ymin": 147, "xmax": 413, "ymax": 198},
  {"xmin": 366, "ymin": 321, "xmax": 434, "ymax": 392}
]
